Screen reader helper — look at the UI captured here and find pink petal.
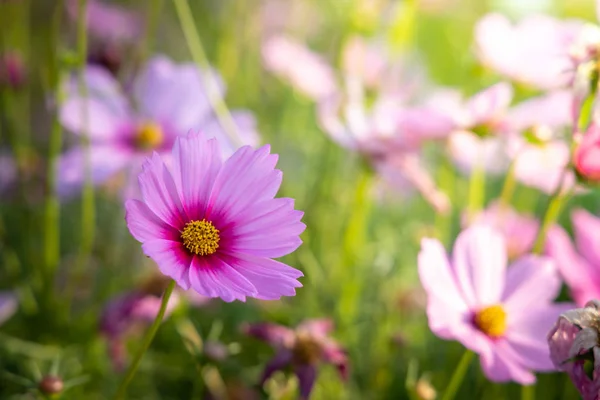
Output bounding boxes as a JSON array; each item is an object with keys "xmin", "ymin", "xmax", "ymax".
[
  {"xmin": 188, "ymin": 256, "xmax": 258, "ymax": 302},
  {"xmin": 141, "ymin": 239, "xmax": 192, "ymax": 290},
  {"xmin": 125, "ymin": 199, "xmax": 179, "ymax": 243},
  {"xmin": 170, "ymin": 134, "xmax": 222, "ymax": 220},
  {"xmin": 481, "ymin": 341, "xmax": 536, "ymax": 384},
  {"xmin": 572, "ymin": 209, "xmax": 600, "ymax": 268},
  {"xmin": 207, "ymin": 145, "xmax": 282, "ymax": 224},
  {"xmin": 60, "ymin": 97, "xmax": 129, "ymax": 141},
  {"xmin": 243, "ymin": 322, "xmax": 295, "ymax": 347},
  {"xmin": 138, "ymin": 152, "xmax": 187, "ymax": 228},
  {"xmin": 297, "ymin": 319, "xmax": 334, "ymax": 337},
  {"xmin": 502, "ymin": 255, "xmax": 561, "ymax": 311},
  {"xmin": 452, "ymin": 225, "xmax": 506, "ymax": 306},
  {"xmin": 0, "ymin": 291, "xmax": 17, "ymax": 325},
  {"xmin": 219, "ymin": 252, "xmax": 303, "ymax": 300},
  {"xmin": 418, "ymin": 238, "xmax": 471, "ymax": 339},
  {"xmin": 464, "ymin": 82, "xmax": 513, "ymax": 128}
]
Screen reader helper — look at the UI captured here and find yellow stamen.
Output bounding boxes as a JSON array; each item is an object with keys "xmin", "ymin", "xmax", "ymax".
[
  {"xmin": 135, "ymin": 122, "xmax": 164, "ymax": 149},
  {"xmin": 474, "ymin": 305, "xmax": 507, "ymax": 338},
  {"xmin": 180, "ymin": 220, "xmax": 220, "ymax": 256}
]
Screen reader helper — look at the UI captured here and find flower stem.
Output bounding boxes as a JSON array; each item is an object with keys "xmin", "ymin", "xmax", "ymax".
[
  {"xmin": 521, "ymin": 384, "xmax": 535, "ymax": 400},
  {"xmin": 531, "ymin": 170, "xmax": 570, "ymax": 255},
  {"xmin": 498, "ymin": 161, "xmax": 516, "ymax": 207},
  {"xmin": 467, "ymin": 162, "xmax": 485, "ymax": 220},
  {"xmin": 172, "ymin": 0, "xmax": 243, "ymax": 147},
  {"xmin": 440, "ymin": 350, "xmax": 474, "ymax": 400},
  {"xmin": 112, "ymin": 280, "xmax": 176, "ymax": 400}
]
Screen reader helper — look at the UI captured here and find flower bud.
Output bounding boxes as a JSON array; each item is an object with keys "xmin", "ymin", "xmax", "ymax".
[
  {"xmin": 575, "ymin": 123, "xmax": 600, "ymax": 183},
  {"xmin": 0, "ymin": 51, "xmax": 26, "ymax": 89},
  {"xmin": 38, "ymin": 375, "xmax": 64, "ymax": 396}
]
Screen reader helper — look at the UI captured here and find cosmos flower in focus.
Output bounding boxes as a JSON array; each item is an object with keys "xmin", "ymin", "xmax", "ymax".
[
  {"xmin": 59, "ymin": 55, "xmax": 259, "ymax": 197},
  {"xmin": 546, "ymin": 209, "xmax": 600, "ymax": 307},
  {"xmin": 0, "ymin": 291, "xmax": 17, "ymax": 326},
  {"xmin": 262, "ymin": 35, "xmax": 337, "ymax": 100},
  {"xmin": 419, "ymin": 225, "xmax": 571, "ymax": 383},
  {"xmin": 548, "ymin": 300, "xmax": 600, "ymax": 400},
  {"xmin": 125, "ymin": 133, "xmax": 305, "ymax": 302},
  {"xmin": 475, "ymin": 13, "xmax": 582, "ymax": 89},
  {"xmin": 244, "ymin": 319, "xmax": 348, "ymax": 399}
]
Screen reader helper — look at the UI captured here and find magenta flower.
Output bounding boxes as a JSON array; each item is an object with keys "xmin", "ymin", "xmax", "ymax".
[
  {"xmin": 244, "ymin": 319, "xmax": 348, "ymax": 399},
  {"xmin": 546, "ymin": 209, "xmax": 600, "ymax": 306},
  {"xmin": 548, "ymin": 300, "xmax": 600, "ymax": 400},
  {"xmin": 125, "ymin": 133, "xmax": 305, "ymax": 301},
  {"xmin": 0, "ymin": 291, "xmax": 17, "ymax": 326},
  {"xmin": 262, "ymin": 35, "xmax": 337, "ymax": 101},
  {"xmin": 475, "ymin": 13, "xmax": 582, "ymax": 89},
  {"xmin": 419, "ymin": 225, "xmax": 572, "ymax": 383},
  {"xmin": 0, "ymin": 51, "xmax": 26, "ymax": 89},
  {"xmin": 59, "ymin": 56, "xmax": 258, "ymax": 196},
  {"xmin": 575, "ymin": 123, "xmax": 600, "ymax": 183}
]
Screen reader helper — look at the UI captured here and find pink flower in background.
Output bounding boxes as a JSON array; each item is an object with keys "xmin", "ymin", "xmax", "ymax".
[
  {"xmin": 244, "ymin": 319, "xmax": 348, "ymax": 399},
  {"xmin": 419, "ymin": 225, "xmax": 571, "ymax": 383},
  {"xmin": 59, "ymin": 55, "xmax": 259, "ymax": 197},
  {"xmin": 0, "ymin": 291, "xmax": 17, "ymax": 325},
  {"xmin": 0, "ymin": 51, "xmax": 26, "ymax": 89},
  {"xmin": 0, "ymin": 153, "xmax": 17, "ymax": 193},
  {"xmin": 548, "ymin": 300, "xmax": 600, "ymax": 400},
  {"xmin": 575, "ymin": 123, "xmax": 600, "ymax": 182},
  {"xmin": 125, "ymin": 133, "xmax": 305, "ymax": 302},
  {"xmin": 475, "ymin": 13, "xmax": 582, "ymax": 89},
  {"xmin": 262, "ymin": 36, "xmax": 337, "ymax": 100},
  {"xmin": 67, "ymin": 0, "xmax": 143, "ymax": 42},
  {"xmin": 341, "ymin": 36, "xmax": 388, "ymax": 89},
  {"xmin": 546, "ymin": 209, "xmax": 600, "ymax": 306},
  {"xmin": 467, "ymin": 202, "xmax": 539, "ymax": 260}
]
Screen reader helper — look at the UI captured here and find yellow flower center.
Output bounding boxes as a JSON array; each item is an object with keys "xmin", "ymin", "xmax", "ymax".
[
  {"xmin": 474, "ymin": 305, "xmax": 507, "ymax": 338},
  {"xmin": 180, "ymin": 220, "xmax": 220, "ymax": 256},
  {"xmin": 292, "ymin": 333, "xmax": 322, "ymax": 365},
  {"xmin": 135, "ymin": 122, "xmax": 164, "ymax": 150}
]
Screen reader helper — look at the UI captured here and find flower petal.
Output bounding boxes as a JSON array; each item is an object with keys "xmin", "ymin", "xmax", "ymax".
[
  {"xmin": 125, "ymin": 199, "xmax": 179, "ymax": 243},
  {"xmin": 0, "ymin": 291, "xmax": 17, "ymax": 326},
  {"xmin": 243, "ymin": 323, "xmax": 295, "ymax": 347},
  {"xmin": 502, "ymin": 255, "xmax": 561, "ymax": 311},
  {"xmin": 452, "ymin": 225, "xmax": 507, "ymax": 306},
  {"xmin": 138, "ymin": 152, "xmax": 187, "ymax": 228},
  {"xmin": 170, "ymin": 134, "xmax": 222, "ymax": 220},
  {"xmin": 141, "ymin": 239, "xmax": 192, "ymax": 290},
  {"xmin": 481, "ymin": 341, "xmax": 536, "ymax": 384},
  {"xmin": 573, "ymin": 209, "xmax": 600, "ymax": 268},
  {"xmin": 188, "ymin": 256, "xmax": 257, "ymax": 302},
  {"xmin": 294, "ymin": 364, "xmax": 318, "ymax": 400}
]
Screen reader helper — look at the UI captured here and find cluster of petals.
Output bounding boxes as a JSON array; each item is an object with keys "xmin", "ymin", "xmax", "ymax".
[
  {"xmin": 419, "ymin": 225, "xmax": 572, "ymax": 383},
  {"xmin": 244, "ymin": 319, "xmax": 347, "ymax": 399},
  {"xmin": 66, "ymin": 0, "xmax": 143, "ymax": 42},
  {"xmin": 59, "ymin": 55, "xmax": 258, "ymax": 197},
  {"xmin": 548, "ymin": 300, "xmax": 600, "ymax": 400},
  {"xmin": 574, "ymin": 123, "xmax": 600, "ymax": 182},
  {"xmin": 125, "ymin": 133, "xmax": 305, "ymax": 302}
]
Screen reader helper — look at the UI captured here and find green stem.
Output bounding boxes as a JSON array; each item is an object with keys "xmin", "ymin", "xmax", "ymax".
[
  {"xmin": 521, "ymin": 384, "xmax": 535, "ymax": 400},
  {"xmin": 112, "ymin": 280, "xmax": 176, "ymax": 400},
  {"xmin": 140, "ymin": 0, "xmax": 164, "ymax": 63},
  {"xmin": 467, "ymin": 162, "xmax": 485, "ymax": 219},
  {"xmin": 172, "ymin": 0, "xmax": 243, "ymax": 147},
  {"xmin": 441, "ymin": 350, "xmax": 474, "ymax": 400},
  {"xmin": 498, "ymin": 161, "xmax": 516, "ymax": 207},
  {"xmin": 531, "ymin": 170, "xmax": 570, "ymax": 255}
]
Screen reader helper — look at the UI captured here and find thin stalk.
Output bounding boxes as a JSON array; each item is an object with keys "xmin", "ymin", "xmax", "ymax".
[
  {"xmin": 521, "ymin": 384, "xmax": 535, "ymax": 400},
  {"xmin": 172, "ymin": 0, "xmax": 243, "ymax": 147},
  {"xmin": 140, "ymin": 0, "xmax": 165, "ymax": 63},
  {"xmin": 467, "ymin": 162, "xmax": 485, "ymax": 220},
  {"xmin": 440, "ymin": 350, "xmax": 474, "ymax": 400},
  {"xmin": 112, "ymin": 280, "xmax": 176, "ymax": 400},
  {"xmin": 498, "ymin": 161, "xmax": 516, "ymax": 207}
]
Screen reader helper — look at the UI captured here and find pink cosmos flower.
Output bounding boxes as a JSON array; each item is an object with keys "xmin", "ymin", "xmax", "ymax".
[
  {"xmin": 548, "ymin": 300, "xmax": 600, "ymax": 400},
  {"xmin": 475, "ymin": 13, "xmax": 582, "ymax": 89},
  {"xmin": 546, "ymin": 209, "xmax": 600, "ymax": 306},
  {"xmin": 59, "ymin": 55, "xmax": 258, "ymax": 197},
  {"xmin": 67, "ymin": 0, "xmax": 143, "ymax": 42},
  {"xmin": 262, "ymin": 35, "xmax": 337, "ymax": 100},
  {"xmin": 574, "ymin": 123, "xmax": 600, "ymax": 182},
  {"xmin": 418, "ymin": 225, "xmax": 572, "ymax": 383},
  {"xmin": 244, "ymin": 319, "xmax": 348, "ymax": 399},
  {"xmin": 0, "ymin": 291, "xmax": 17, "ymax": 325},
  {"xmin": 125, "ymin": 133, "xmax": 305, "ymax": 302}
]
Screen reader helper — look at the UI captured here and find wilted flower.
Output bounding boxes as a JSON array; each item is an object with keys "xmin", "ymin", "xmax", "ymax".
[
  {"xmin": 475, "ymin": 13, "xmax": 582, "ymax": 89},
  {"xmin": 546, "ymin": 209, "xmax": 600, "ymax": 306},
  {"xmin": 0, "ymin": 291, "xmax": 17, "ymax": 325},
  {"xmin": 419, "ymin": 225, "xmax": 571, "ymax": 383},
  {"xmin": 244, "ymin": 319, "xmax": 348, "ymax": 399},
  {"xmin": 262, "ymin": 35, "xmax": 337, "ymax": 100},
  {"xmin": 59, "ymin": 55, "xmax": 258, "ymax": 196},
  {"xmin": 548, "ymin": 300, "xmax": 600, "ymax": 400},
  {"xmin": 575, "ymin": 123, "xmax": 600, "ymax": 183},
  {"xmin": 125, "ymin": 133, "xmax": 305, "ymax": 301}
]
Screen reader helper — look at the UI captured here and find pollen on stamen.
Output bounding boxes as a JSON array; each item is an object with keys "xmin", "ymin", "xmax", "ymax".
[
  {"xmin": 474, "ymin": 304, "xmax": 507, "ymax": 338},
  {"xmin": 180, "ymin": 219, "xmax": 220, "ymax": 256},
  {"xmin": 135, "ymin": 122, "xmax": 164, "ymax": 150}
]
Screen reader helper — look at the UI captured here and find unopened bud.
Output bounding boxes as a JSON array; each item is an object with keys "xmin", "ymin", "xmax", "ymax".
[{"xmin": 38, "ymin": 375, "xmax": 64, "ymax": 396}]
